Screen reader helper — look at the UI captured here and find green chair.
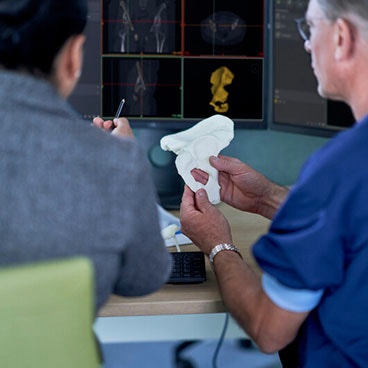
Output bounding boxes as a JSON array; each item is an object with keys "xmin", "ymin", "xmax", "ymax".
[{"xmin": 0, "ymin": 257, "xmax": 101, "ymax": 368}]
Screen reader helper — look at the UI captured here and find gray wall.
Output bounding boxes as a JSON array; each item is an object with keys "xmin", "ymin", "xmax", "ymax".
[
  {"xmin": 135, "ymin": 127, "xmax": 328, "ymax": 190},
  {"xmin": 223, "ymin": 129, "xmax": 328, "ymax": 186}
]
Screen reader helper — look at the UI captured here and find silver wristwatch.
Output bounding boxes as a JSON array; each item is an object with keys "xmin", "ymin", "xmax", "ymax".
[{"xmin": 208, "ymin": 243, "xmax": 242, "ymax": 266}]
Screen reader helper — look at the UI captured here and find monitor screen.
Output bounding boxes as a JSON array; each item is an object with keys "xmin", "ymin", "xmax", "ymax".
[
  {"xmin": 269, "ymin": 0, "xmax": 355, "ymax": 137},
  {"xmin": 70, "ymin": 0, "xmax": 268, "ymax": 130},
  {"xmin": 69, "ymin": 0, "xmax": 101, "ymax": 120}
]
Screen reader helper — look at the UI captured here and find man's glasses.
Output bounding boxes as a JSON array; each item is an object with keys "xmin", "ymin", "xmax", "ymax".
[
  {"xmin": 295, "ymin": 16, "xmax": 337, "ymax": 42},
  {"xmin": 295, "ymin": 17, "xmax": 310, "ymax": 41}
]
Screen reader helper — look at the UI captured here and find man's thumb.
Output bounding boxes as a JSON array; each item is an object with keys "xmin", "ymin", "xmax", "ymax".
[
  {"xmin": 195, "ymin": 189, "xmax": 212, "ymax": 210},
  {"xmin": 209, "ymin": 155, "xmax": 222, "ymax": 170}
]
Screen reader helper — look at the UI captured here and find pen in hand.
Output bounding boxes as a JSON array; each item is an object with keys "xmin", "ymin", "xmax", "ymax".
[
  {"xmin": 115, "ymin": 98, "xmax": 126, "ymax": 120},
  {"xmin": 110, "ymin": 98, "xmax": 126, "ymax": 131}
]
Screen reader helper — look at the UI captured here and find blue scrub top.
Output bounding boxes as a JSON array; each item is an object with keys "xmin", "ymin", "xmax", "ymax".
[{"xmin": 253, "ymin": 115, "xmax": 368, "ymax": 367}]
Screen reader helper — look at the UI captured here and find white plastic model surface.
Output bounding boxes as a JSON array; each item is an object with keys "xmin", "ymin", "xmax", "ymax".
[{"xmin": 160, "ymin": 115, "xmax": 234, "ymax": 204}]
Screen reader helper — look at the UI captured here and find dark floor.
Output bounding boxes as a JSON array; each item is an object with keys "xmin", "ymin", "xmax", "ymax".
[{"xmin": 101, "ymin": 339, "xmax": 282, "ymax": 368}]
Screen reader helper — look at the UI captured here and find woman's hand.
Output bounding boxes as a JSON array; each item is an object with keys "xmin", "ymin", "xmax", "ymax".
[{"xmin": 92, "ymin": 116, "xmax": 134, "ymax": 139}]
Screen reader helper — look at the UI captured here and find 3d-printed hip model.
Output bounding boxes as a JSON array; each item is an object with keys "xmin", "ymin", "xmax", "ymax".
[
  {"xmin": 160, "ymin": 115, "xmax": 234, "ymax": 204},
  {"xmin": 210, "ymin": 66, "xmax": 234, "ymax": 113}
]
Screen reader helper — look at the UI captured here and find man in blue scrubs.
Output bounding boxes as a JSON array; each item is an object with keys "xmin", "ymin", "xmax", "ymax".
[{"xmin": 180, "ymin": 0, "xmax": 368, "ymax": 366}]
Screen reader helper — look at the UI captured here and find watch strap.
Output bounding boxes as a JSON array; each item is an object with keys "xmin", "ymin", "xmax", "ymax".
[{"xmin": 208, "ymin": 243, "xmax": 242, "ymax": 266}]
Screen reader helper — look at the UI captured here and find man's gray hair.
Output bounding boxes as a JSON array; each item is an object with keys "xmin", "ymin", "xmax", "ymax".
[
  {"xmin": 318, "ymin": 0, "xmax": 368, "ymax": 40},
  {"xmin": 318, "ymin": 0, "xmax": 368, "ymax": 21}
]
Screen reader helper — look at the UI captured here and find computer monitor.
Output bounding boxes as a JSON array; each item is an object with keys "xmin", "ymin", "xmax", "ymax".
[
  {"xmin": 269, "ymin": 0, "xmax": 355, "ymax": 137},
  {"xmin": 70, "ymin": 0, "xmax": 268, "ymax": 130},
  {"xmin": 69, "ymin": 0, "xmax": 268, "ymax": 209},
  {"xmin": 69, "ymin": 0, "xmax": 101, "ymax": 120}
]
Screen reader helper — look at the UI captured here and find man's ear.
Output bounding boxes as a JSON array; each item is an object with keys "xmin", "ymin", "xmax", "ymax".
[
  {"xmin": 52, "ymin": 34, "xmax": 86, "ymax": 98},
  {"xmin": 334, "ymin": 18, "xmax": 355, "ymax": 60}
]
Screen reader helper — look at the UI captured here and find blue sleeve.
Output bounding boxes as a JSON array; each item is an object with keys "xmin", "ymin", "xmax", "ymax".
[
  {"xmin": 262, "ymin": 273, "xmax": 323, "ymax": 312},
  {"xmin": 253, "ymin": 159, "xmax": 345, "ymax": 291}
]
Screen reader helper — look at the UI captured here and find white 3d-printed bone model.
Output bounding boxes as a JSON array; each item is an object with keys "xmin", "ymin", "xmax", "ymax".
[{"xmin": 160, "ymin": 115, "xmax": 234, "ymax": 204}]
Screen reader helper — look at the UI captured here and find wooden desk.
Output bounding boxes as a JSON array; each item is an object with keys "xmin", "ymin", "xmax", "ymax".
[{"xmin": 98, "ymin": 203, "xmax": 270, "ymax": 318}]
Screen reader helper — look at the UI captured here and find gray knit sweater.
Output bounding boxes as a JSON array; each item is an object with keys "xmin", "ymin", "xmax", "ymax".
[{"xmin": 0, "ymin": 71, "xmax": 172, "ymax": 311}]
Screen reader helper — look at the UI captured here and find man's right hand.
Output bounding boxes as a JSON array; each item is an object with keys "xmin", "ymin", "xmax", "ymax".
[{"xmin": 191, "ymin": 155, "xmax": 289, "ymax": 219}]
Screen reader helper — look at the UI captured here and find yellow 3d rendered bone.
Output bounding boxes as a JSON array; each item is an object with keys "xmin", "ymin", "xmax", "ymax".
[
  {"xmin": 210, "ymin": 66, "xmax": 234, "ymax": 113},
  {"xmin": 160, "ymin": 115, "xmax": 234, "ymax": 204}
]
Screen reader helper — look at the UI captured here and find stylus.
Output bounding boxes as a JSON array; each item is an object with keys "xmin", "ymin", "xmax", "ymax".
[{"xmin": 115, "ymin": 98, "xmax": 126, "ymax": 120}]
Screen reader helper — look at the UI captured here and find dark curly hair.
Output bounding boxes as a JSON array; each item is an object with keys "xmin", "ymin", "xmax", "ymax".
[{"xmin": 0, "ymin": 0, "xmax": 87, "ymax": 76}]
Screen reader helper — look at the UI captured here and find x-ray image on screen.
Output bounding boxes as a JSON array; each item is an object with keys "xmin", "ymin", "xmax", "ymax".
[
  {"xmin": 71, "ymin": 0, "xmax": 267, "ymax": 130},
  {"xmin": 103, "ymin": 58, "xmax": 181, "ymax": 118},
  {"xmin": 103, "ymin": 0, "xmax": 179, "ymax": 54}
]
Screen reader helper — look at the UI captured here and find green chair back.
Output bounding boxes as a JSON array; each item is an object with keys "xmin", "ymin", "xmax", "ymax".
[{"xmin": 0, "ymin": 257, "xmax": 101, "ymax": 368}]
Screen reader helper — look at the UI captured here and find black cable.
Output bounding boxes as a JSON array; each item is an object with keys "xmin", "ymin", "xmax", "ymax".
[
  {"xmin": 212, "ymin": 313, "xmax": 230, "ymax": 368},
  {"xmin": 174, "ymin": 341, "xmax": 198, "ymax": 368}
]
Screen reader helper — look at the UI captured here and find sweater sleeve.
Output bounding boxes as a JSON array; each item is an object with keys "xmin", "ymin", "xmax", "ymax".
[{"xmin": 110, "ymin": 141, "xmax": 173, "ymax": 297}]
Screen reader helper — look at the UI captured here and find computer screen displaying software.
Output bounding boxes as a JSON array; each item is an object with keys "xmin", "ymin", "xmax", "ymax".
[
  {"xmin": 270, "ymin": 0, "xmax": 355, "ymax": 137},
  {"xmin": 70, "ymin": 0, "xmax": 268, "ymax": 130}
]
